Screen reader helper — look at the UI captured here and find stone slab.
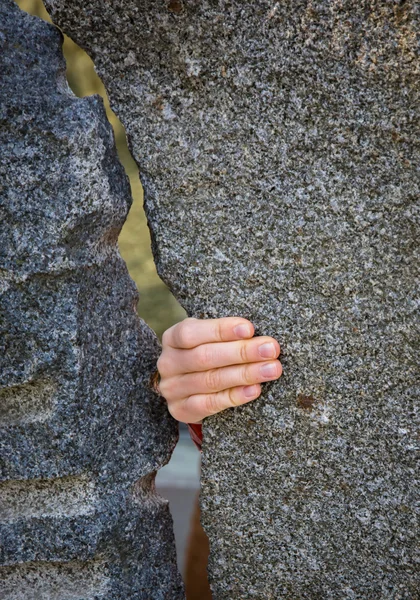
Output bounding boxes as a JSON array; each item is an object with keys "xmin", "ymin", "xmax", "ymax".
[
  {"xmin": 44, "ymin": 1, "xmax": 420, "ymax": 598},
  {"xmin": 0, "ymin": 2, "xmax": 184, "ymax": 597}
]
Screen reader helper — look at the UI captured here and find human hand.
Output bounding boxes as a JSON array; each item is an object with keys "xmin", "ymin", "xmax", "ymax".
[{"xmin": 157, "ymin": 317, "xmax": 282, "ymax": 424}]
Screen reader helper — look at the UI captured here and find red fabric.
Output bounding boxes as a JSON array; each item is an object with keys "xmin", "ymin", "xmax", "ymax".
[{"xmin": 187, "ymin": 423, "xmax": 203, "ymax": 451}]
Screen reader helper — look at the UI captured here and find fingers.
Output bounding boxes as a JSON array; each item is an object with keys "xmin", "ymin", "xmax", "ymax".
[
  {"xmin": 159, "ymin": 359, "xmax": 282, "ymax": 402},
  {"xmin": 159, "ymin": 316, "xmax": 283, "ymax": 424},
  {"xmin": 168, "ymin": 384, "xmax": 262, "ymax": 424},
  {"xmin": 158, "ymin": 336, "xmax": 280, "ymax": 377},
  {"xmin": 162, "ymin": 317, "xmax": 254, "ymax": 349}
]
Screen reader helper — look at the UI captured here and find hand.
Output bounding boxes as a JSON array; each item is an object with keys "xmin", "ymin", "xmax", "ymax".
[{"xmin": 157, "ymin": 317, "xmax": 282, "ymax": 424}]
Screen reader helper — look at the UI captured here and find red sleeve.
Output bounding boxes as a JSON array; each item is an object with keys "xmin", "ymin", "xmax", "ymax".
[{"xmin": 187, "ymin": 423, "xmax": 203, "ymax": 451}]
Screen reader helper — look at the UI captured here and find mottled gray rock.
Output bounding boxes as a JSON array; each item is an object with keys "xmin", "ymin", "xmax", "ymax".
[
  {"xmin": 0, "ymin": 2, "xmax": 184, "ymax": 597},
  {"xmin": 44, "ymin": 1, "xmax": 420, "ymax": 598}
]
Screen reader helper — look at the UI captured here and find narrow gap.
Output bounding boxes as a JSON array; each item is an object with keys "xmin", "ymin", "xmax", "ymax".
[
  {"xmin": 14, "ymin": 2, "xmax": 208, "ymax": 594},
  {"xmin": 15, "ymin": 0, "xmax": 186, "ymax": 339}
]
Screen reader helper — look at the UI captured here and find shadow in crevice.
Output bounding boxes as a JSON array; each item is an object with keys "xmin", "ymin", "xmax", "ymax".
[{"xmin": 184, "ymin": 493, "xmax": 212, "ymax": 600}]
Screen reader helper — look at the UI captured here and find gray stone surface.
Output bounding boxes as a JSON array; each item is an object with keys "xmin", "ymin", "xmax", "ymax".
[
  {"xmin": 0, "ymin": 2, "xmax": 184, "ymax": 597},
  {"xmin": 44, "ymin": 0, "xmax": 420, "ymax": 597}
]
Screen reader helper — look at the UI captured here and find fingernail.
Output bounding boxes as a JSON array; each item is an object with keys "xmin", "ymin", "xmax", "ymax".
[
  {"xmin": 234, "ymin": 324, "xmax": 252, "ymax": 338},
  {"xmin": 258, "ymin": 342, "xmax": 276, "ymax": 358},
  {"xmin": 244, "ymin": 385, "xmax": 258, "ymax": 398},
  {"xmin": 260, "ymin": 363, "xmax": 278, "ymax": 378}
]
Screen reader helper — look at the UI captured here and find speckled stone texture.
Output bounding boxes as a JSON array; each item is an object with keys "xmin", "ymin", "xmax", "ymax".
[
  {"xmin": 44, "ymin": 1, "xmax": 419, "ymax": 598},
  {"xmin": 0, "ymin": 2, "xmax": 184, "ymax": 598}
]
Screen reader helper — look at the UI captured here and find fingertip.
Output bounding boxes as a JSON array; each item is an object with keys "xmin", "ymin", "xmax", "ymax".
[
  {"xmin": 243, "ymin": 383, "xmax": 261, "ymax": 400},
  {"xmin": 233, "ymin": 319, "xmax": 255, "ymax": 339}
]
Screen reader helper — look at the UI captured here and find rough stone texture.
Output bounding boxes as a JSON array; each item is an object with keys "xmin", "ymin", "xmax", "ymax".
[
  {"xmin": 44, "ymin": 1, "xmax": 419, "ymax": 598},
  {"xmin": 0, "ymin": 2, "xmax": 184, "ymax": 598}
]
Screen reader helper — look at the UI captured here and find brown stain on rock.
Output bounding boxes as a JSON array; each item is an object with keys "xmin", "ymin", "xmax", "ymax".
[
  {"xmin": 168, "ymin": 0, "xmax": 184, "ymax": 14},
  {"xmin": 297, "ymin": 394, "xmax": 316, "ymax": 410}
]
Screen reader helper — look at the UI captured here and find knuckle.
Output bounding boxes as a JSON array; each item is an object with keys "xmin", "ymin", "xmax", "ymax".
[
  {"xmin": 215, "ymin": 319, "xmax": 223, "ymax": 342},
  {"xmin": 228, "ymin": 387, "xmax": 241, "ymax": 407},
  {"xmin": 167, "ymin": 402, "xmax": 182, "ymax": 422},
  {"xmin": 239, "ymin": 342, "xmax": 249, "ymax": 363},
  {"xmin": 177, "ymin": 320, "xmax": 195, "ymax": 348},
  {"xmin": 156, "ymin": 354, "xmax": 167, "ymax": 375},
  {"xmin": 242, "ymin": 365, "xmax": 255, "ymax": 385},
  {"xmin": 195, "ymin": 344, "xmax": 213, "ymax": 370},
  {"xmin": 167, "ymin": 397, "xmax": 191, "ymax": 424},
  {"xmin": 158, "ymin": 377, "xmax": 172, "ymax": 400},
  {"xmin": 161, "ymin": 329, "xmax": 170, "ymax": 348},
  {"xmin": 205, "ymin": 368, "xmax": 221, "ymax": 391},
  {"xmin": 203, "ymin": 393, "xmax": 220, "ymax": 416}
]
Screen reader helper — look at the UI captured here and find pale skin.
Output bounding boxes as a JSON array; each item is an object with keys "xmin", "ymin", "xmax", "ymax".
[{"xmin": 158, "ymin": 317, "xmax": 282, "ymax": 424}]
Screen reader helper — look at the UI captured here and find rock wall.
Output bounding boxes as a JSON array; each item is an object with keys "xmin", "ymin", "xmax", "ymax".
[
  {"xmin": 6, "ymin": 0, "xmax": 420, "ymax": 598},
  {"xmin": 44, "ymin": 1, "xmax": 419, "ymax": 598},
  {"xmin": 0, "ymin": 2, "xmax": 184, "ymax": 598}
]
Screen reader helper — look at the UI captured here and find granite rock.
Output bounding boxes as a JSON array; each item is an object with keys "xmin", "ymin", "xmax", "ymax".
[
  {"xmin": 44, "ymin": 1, "xmax": 420, "ymax": 598},
  {"xmin": 0, "ymin": 2, "xmax": 184, "ymax": 597}
]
